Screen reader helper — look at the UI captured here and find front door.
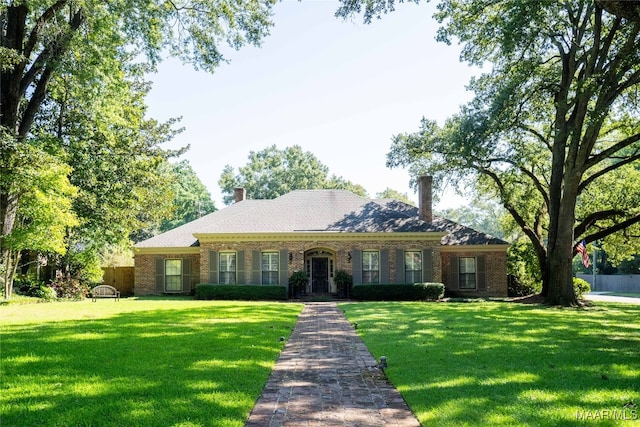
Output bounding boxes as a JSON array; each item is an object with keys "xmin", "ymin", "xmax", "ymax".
[{"xmin": 311, "ymin": 258, "xmax": 329, "ymax": 293}]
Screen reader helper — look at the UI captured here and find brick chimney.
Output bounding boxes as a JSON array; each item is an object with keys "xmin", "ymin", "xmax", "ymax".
[
  {"xmin": 233, "ymin": 187, "xmax": 246, "ymax": 203},
  {"xmin": 418, "ymin": 175, "xmax": 433, "ymax": 223}
]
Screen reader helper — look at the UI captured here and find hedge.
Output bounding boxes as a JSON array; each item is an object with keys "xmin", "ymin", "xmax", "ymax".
[
  {"xmin": 573, "ymin": 277, "xmax": 591, "ymax": 299},
  {"xmin": 351, "ymin": 283, "xmax": 445, "ymax": 301},
  {"xmin": 194, "ymin": 284, "xmax": 288, "ymax": 301}
]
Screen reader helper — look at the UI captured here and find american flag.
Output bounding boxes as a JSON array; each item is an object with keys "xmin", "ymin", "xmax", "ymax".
[{"xmin": 576, "ymin": 240, "xmax": 590, "ymax": 268}]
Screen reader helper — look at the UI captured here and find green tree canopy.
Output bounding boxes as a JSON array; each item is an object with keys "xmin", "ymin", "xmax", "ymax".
[
  {"xmin": 219, "ymin": 145, "xmax": 368, "ymax": 204},
  {"xmin": 22, "ymin": 33, "xmax": 185, "ymax": 284},
  {"xmin": 0, "ymin": 140, "xmax": 78, "ymax": 292},
  {"xmin": 437, "ymin": 197, "xmax": 506, "ymax": 240},
  {"xmin": 1, "ymin": 0, "xmax": 276, "ymax": 297},
  {"xmin": 130, "ymin": 159, "xmax": 216, "ymax": 242},
  {"xmin": 375, "ymin": 188, "xmax": 414, "ymax": 205},
  {"xmin": 159, "ymin": 160, "xmax": 216, "ymax": 233}
]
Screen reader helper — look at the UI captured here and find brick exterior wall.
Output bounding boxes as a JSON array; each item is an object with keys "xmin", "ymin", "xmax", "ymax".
[
  {"xmin": 134, "ymin": 253, "xmax": 200, "ymax": 296},
  {"xmin": 135, "ymin": 239, "xmax": 508, "ymax": 297},
  {"xmin": 197, "ymin": 239, "xmax": 442, "ymax": 285},
  {"xmin": 441, "ymin": 250, "xmax": 508, "ymax": 297}
]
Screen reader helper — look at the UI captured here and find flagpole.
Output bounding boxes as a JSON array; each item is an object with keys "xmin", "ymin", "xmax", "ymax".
[{"xmin": 592, "ymin": 245, "xmax": 596, "ymax": 291}]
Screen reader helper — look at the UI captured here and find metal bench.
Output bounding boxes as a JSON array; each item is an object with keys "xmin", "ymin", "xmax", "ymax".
[{"xmin": 91, "ymin": 285, "xmax": 120, "ymax": 301}]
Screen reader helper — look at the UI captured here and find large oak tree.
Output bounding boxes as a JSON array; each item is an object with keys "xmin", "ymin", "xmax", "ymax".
[{"xmin": 370, "ymin": 0, "xmax": 640, "ymax": 305}]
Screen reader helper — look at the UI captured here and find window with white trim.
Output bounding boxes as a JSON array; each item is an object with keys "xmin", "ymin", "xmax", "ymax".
[
  {"xmin": 261, "ymin": 252, "xmax": 279, "ymax": 285},
  {"xmin": 362, "ymin": 251, "xmax": 379, "ymax": 284},
  {"xmin": 165, "ymin": 259, "xmax": 182, "ymax": 292},
  {"xmin": 219, "ymin": 252, "xmax": 236, "ymax": 284},
  {"xmin": 405, "ymin": 251, "xmax": 422, "ymax": 284},
  {"xmin": 459, "ymin": 257, "xmax": 476, "ymax": 289}
]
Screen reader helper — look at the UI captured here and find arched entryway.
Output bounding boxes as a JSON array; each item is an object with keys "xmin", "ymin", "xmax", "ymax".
[{"xmin": 304, "ymin": 248, "xmax": 335, "ymax": 295}]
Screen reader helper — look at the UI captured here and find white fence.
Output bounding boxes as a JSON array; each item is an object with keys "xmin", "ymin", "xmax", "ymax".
[{"xmin": 577, "ymin": 274, "xmax": 640, "ymax": 293}]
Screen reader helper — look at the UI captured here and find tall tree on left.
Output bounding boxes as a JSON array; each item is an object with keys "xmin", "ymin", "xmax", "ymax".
[{"xmin": 0, "ymin": 0, "xmax": 276, "ymax": 298}]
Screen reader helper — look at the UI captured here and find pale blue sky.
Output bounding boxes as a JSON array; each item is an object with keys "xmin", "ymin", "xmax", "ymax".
[{"xmin": 146, "ymin": 0, "xmax": 479, "ymax": 208}]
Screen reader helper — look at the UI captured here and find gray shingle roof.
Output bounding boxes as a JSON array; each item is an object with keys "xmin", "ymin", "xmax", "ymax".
[
  {"xmin": 432, "ymin": 216, "xmax": 508, "ymax": 246},
  {"xmin": 373, "ymin": 199, "xmax": 507, "ymax": 245},
  {"xmin": 135, "ymin": 189, "xmax": 507, "ymax": 248}
]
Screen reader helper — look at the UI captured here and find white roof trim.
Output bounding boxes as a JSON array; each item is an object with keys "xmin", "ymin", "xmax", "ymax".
[{"xmin": 193, "ymin": 232, "xmax": 448, "ymax": 243}]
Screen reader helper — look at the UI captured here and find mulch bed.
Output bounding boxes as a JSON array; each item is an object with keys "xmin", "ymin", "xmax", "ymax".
[{"xmin": 509, "ymin": 294, "xmax": 547, "ymax": 304}]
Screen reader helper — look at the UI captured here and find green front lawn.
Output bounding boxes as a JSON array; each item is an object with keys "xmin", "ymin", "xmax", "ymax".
[
  {"xmin": 0, "ymin": 298, "xmax": 303, "ymax": 427},
  {"xmin": 4, "ymin": 298, "xmax": 639, "ymax": 426},
  {"xmin": 341, "ymin": 301, "xmax": 640, "ymax": 426}
]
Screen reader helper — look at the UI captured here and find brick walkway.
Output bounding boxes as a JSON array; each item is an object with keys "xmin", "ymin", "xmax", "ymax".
[{"xmin": 245, "ymin": 302, "xmax": 421, "ymax": 426}]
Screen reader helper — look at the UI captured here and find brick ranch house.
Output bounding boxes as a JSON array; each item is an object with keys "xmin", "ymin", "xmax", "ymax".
[{"xmin": 133, "ymin": 176, "xmax": 509, "ymax": 297}]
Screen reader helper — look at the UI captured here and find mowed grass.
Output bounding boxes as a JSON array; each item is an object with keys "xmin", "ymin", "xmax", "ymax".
[
  {"xmin": 1, "ymin": 298, "xmax": 303, "ymax": 427},
  {"xmin": 340, "ymin": 301, "xmax": 640, "ymax": 426}
]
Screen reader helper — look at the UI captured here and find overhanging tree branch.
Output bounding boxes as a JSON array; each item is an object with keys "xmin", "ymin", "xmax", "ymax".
[
  {"xmin": 486, "ymin": 156, "xmax": 551, "ymax": 211},
  {"xmin": 580, "ymin": 151, "xmax": 640, "ymax": 192},
  {"xmin": 480, "ymin": 167, "xmax": 546, "ymax": 259},
  {"xmin": 585, "ymin": 132, "xmax": 640, "ymax": 170},
  {"xmin": 574, "ymin": 208, "xmax": 626, "ymax": 237},
  {"xmin": 580, "ymin": 213, "xmax": 640, "ymax": 244},
  {"xmin": 517, "ymin": 165, "xmax": 550, "ymax": 208},
  {"xmin": 517, "ymin": 125, "xmax": 552, "ymax": 151}
]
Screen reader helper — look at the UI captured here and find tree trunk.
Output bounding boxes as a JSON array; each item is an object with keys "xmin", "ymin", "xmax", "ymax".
[
  {"xmin": 2, "ymin": 248, "xmax": 20, "ymax": 299},
  {"xmin": 0, "ymin": 183, "xmax": 20, "ymax": 299},
  {"xmin": 545, "ymin": 238, "xmax": 578, "ymax": 306},
  {"xmin": 543, "ymin": 41, "xmax": 582, "ymax": 307},
  {"xmin": 544, "ymin": 177, "xmax": 580, "ymax": 306},
  {"xmin": 0, "ymin": 65, "xmax": 21, "ymax": 298},
  {"xmin": 540, "ymin": 259, "xmax": 550, "ymax": 297}
]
